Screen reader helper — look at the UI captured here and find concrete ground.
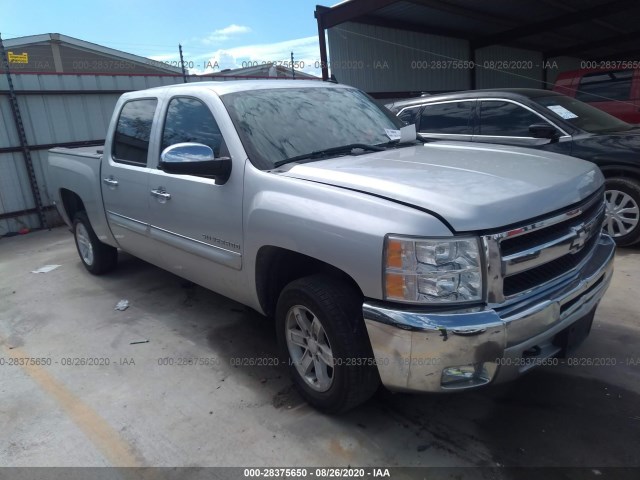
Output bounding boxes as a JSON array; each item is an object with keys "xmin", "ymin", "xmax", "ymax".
[{"xmin": 1, "ymin": 227, "xmax": 639, "ymax": 475}]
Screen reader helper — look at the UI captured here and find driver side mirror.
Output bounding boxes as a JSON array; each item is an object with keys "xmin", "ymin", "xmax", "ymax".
[
  {"xmin": 160, "ymin": 143, "xmax": 231, "ymax": 184},
  {"xmin": 529, "ymin": 123, "xmax": 560, "ymax": 140}
]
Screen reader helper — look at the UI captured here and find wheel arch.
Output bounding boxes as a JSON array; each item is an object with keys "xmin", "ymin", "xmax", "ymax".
[
  {"xmin": 255, "ymin": 246, "xmax": 363, "ymax": 318},
  {"xmin": 599, "ymin": 165, "xmax": 640, "ymax": 183},
  {"xmin": 600, "ymin": 167, "xmax": 640, "ymax": 246},
  {"xmin": 59, "ymin": 188, "xmax": 86, "ymax": 225}
]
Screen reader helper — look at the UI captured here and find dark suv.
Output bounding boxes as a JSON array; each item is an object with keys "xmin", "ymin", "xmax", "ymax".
[{"xmin": 387, "ymin": 89, "xmax": 640, "ymax": 246}]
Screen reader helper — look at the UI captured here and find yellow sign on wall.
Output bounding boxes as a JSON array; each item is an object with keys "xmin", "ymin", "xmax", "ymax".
[{"xmin": 8, "ymin": 52, "xmax": 29, "ymax": 64}]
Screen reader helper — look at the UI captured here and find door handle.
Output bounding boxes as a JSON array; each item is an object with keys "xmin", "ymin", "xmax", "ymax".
[
  {"xmin": 103, "ymin": 177, "xmax": 119, "ymax": 187},
  {"xmin": 150, "ymin": 188, "xmax": 171, "ymax": 201}
]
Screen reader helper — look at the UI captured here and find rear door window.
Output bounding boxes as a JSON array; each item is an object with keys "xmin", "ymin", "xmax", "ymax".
[
  {"xmin": 112, "ymin": 99, "xmax": 158, "ymax": 166},
  {"xmin": 419, "ymin": 101, "xmax": 474, "ymax": 134}
]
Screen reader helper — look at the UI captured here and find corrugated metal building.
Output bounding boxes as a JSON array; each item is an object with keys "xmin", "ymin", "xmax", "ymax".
[
  {"xmin": 0, "ymin": 34, "xmax": 184, "ymax": 235},
  {"xmin": 315, "ymin": 0, "xmax": 637, "ymax": 99},
  {"xmin": 216, "ymin": 63, "xmax": 318, "ymax": 79},
  {"xmin": 0, "ymin": 34, "xmax": 319, "ymax": 236},
  {"xmin": 0, "ymin": 73, "xmax": 188, "ymax": 235},
  {"xmin": 0, "ymin": 33, "xmax": 183, "ymax": 75}
]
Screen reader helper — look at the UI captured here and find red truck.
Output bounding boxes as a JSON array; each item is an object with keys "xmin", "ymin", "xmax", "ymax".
[{"xmin": 553, "ymin": 68, "xmax": 640, "ymax": 124}]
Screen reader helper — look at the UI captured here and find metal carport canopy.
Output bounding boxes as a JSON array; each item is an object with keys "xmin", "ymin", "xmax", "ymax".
[{"xmin": 314, "ymin": 0, "xmax": 640, "ymax": 81}]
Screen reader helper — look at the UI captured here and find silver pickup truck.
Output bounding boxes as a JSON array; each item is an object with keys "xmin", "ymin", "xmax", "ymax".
[{"xmin": 48, "ymin": 80, "xmax": 615, "ymax": 413}]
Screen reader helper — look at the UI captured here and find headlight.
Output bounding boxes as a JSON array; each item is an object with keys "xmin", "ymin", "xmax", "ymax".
[{"xmin": 384, "ymin": 235, "xmax": 483, "ymax": 304}]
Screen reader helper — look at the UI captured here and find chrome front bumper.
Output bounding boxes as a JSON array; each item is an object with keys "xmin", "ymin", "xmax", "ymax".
[{"xmin": 363, "ymin": 234, "xmax": 616, "ymax": 393}]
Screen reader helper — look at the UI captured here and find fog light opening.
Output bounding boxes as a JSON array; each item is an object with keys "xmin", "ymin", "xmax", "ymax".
[{"xmin": 441, "ymin": 363, "xmax": 491, "ymax": 389}]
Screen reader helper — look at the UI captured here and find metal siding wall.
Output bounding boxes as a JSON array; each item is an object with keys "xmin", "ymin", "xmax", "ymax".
[
  {"xmin": 16, "ymin": 93, "xmax": 119, "ymax": 145},
  {"xmin": 546, "ymin": 56, "xmax": 583, "ymax": 87},
  {"xmin": 0, "ymin": 151, "xmax": 37, "ymax": 234},
  {"xmin": 0, "ymin": 150, "xmax": 55, "ymax": 233},
  {"xmin": 32, "ymin": 149, "xmax": 56, "ymax": 210},
  {"xmin": 0, "ymin": 92, "xmax": 19, "ymax": 146},
  {"xmin": 328, "ymin": 22, "xmax": 470, "ymax": 93},
  {"xmin": 474, "ymin": 46, "xmax": 544, "ymax": 89},
  {"xmin": 0, "ymin": 73, "xmax": 189, "ymax": 234},
  {"xmin": 0, "ymin": 73, "xmax": 310, "ymax": 234},
  {"xmin": 0, "ymin": 152, "xmax": 32, "ymax": 210},
  {"xmin": 0, "ymin": 45, "xmax": 56, "ymax": 73},
  {"xmin": 58, "ymin": 45, "xmax": 174, "ymax": 75},
  {"xmin": 326, "ymin": 27, "xmax": 576, "ymax": 93},
  {"xmin": 0, "ymin": 215, "xmax": 41, "ymax": 235}
]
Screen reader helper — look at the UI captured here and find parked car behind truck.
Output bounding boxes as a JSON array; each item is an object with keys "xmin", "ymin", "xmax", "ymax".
[
  {"xmin": 48, "ymin": 80, "xmax": 614, "ymax": 413},
  {"xmin": 553, "ymin": 68, "xmax": 640, "ymax": 124},
  {"xmin": 388, "ymin": 88, "xmax": 640, "ymax": 246}
]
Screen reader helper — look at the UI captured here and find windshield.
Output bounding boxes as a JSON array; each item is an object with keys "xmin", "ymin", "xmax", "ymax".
[
  {"xmin": 534, "ymin": 95, "xmax": 633, "ymax": 133},
  {"xmin": 221, "ymin": 86, "xmax": 404, "ymax": 169}
]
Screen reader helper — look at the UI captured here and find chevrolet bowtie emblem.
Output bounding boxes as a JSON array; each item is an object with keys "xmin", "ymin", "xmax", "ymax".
[{"xmin": 569, "ymin": 224, "xmax": 589, "ymax": 254}]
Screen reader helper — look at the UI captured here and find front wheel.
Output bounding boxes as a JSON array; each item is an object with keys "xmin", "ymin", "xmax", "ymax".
[
  {"xmin": 604, "ymin": 178, "xmax": 640, "ymax": 246},
  {"xmin": 73, "ymin": 212, "xmax": 118, "ymax": 274},
  {"xmin": 276, "ymin": 275, "xmax": 380, "ymax": 413}
]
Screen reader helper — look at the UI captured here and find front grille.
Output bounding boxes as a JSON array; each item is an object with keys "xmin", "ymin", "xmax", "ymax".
[
  {"xmin": 500, "ymin": 194, "xmax": 602, "ymax": 256},
  {"xmin": 503, "ymin": 232, "xmax": 599, "ymax": 296},
  {"xmin": 499, "ymin": 192, "xmax": 605, "ymax": 298}
]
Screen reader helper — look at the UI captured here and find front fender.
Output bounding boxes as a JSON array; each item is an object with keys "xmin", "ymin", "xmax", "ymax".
[{"xmin": 242, "ymin": 164, "xmax": 452, "ymax": 304}]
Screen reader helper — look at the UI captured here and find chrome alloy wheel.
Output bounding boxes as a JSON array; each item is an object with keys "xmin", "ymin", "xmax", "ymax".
[
  {"xmin": 604, "ymin": 189, "xmax": 640, "ymax": 237},
  {"xmin": 75, "ymin": 223, "xmax": 94, "ymax": 266},
  {"xmin": 285, "ymin": 305, "xmax": 335, "ymax": 392}
]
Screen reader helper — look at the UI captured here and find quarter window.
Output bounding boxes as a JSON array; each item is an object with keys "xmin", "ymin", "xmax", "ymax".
[
  {"xmin": 112, "ymin": 99, "xmax": 157, "ymax": 166},
  {"xmin": 479, "ymin": 101, "xmax": 546, "ymax": 137},
  {"xmin": 161, "ymin": 97, "xmax": 223, "ymax": 157},
  {"xmin": 419, "ymin": 101, "xmax": 473, "ymax": 134},
  {"xmin": 576, "ymin": 70, "xmax": 632, "ymax": 102}
]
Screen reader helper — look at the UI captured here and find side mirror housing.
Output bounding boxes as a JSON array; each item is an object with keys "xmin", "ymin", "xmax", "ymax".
[
  {"xmin": 529, "ymin": 123, "xmax": 560, "ymax": 140},
  {"xmin": 160, "ymin": 143, "xmax": 231, "ymax": 184}
]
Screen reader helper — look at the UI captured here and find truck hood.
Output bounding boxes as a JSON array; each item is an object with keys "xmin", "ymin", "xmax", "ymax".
[{"xmin": 281, "ymin": 142, "xmax": 602, "ymax": 232}]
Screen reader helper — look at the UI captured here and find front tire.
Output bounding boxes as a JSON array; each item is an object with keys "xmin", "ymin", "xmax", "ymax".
[
  {"xmin": 604, "ymin": 177, "xmax": 640, "ymax": 246},
  {"xmin": 73, "ymin": 212, "xmax": 118, "ymax": 274},
  {"xmin": 276, "ymin": 275, "xmax": 380, "ymax": 413}
]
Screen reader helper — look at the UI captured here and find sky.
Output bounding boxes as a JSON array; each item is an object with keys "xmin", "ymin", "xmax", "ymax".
[{"xmin": 1, "ymin": 0, "xmax": 329, "ymax": 76}]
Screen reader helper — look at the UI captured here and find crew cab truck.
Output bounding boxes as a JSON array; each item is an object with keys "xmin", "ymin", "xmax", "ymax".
[{"xmin": 48, "ymin": 81, "xmax": 615, "ymax": 413}]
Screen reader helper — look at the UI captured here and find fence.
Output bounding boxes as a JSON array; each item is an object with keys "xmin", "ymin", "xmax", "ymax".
[{"xmin": 0, "ymin": 72, "xmax": 317, "ymax": 236}]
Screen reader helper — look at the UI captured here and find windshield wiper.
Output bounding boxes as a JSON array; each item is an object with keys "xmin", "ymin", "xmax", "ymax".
[
  {"xmin": 273, "ymin": 143, "xmax": 384, "ymax": 168},
  {"xmin": 375, "ymin": 138, "xmax": 423, "ymax": 148}
]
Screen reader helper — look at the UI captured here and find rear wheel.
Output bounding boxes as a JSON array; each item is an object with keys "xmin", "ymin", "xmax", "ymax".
[
  {"xmin": 73, "ymin": 212, "xmax": 118, "ymax": 274},
  {"xmin": 604, "ymin": 178, "xmax": 640, "ymax": 246},
  {"xmin": 276, "ymin": 275, "xmax": 379, "ymax": 413}
]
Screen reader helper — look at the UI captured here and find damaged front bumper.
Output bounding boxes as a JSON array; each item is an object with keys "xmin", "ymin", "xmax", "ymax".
[{"xmin": 363, "ymin": 234, "xmax": 615, "ymax": 392}]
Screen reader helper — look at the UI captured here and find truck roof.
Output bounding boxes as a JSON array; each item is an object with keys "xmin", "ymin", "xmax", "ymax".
[{"xmin": 142, "ymin": 79, "xmax": 344, "ymax": 96}]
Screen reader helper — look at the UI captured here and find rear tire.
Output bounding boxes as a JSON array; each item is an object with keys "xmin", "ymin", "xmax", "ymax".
[
  {"xmin": 276, "ymin": 274, "xmax": 380, "ymax": 413},
  {"xmin": 604, "ymin": 177, "xmax": 640, "ymax": 246},
  {"xmin": 73, "ymin": 211, "xmax": 118, "ymax": 274}
]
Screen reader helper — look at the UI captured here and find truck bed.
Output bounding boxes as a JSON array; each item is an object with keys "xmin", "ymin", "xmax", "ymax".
[
  {"xmin": 49, "ymin": 145, "xmax": 104, "ymax": 159},
  {"xmin": 47, "ymin": 144, "xmax": 114, "ymax": 246}
]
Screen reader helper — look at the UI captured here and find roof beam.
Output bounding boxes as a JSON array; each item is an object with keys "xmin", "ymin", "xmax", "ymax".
[
  {"xmin": 354, "ymin": 14, "xmax": 472, "ymax": 39},
  {"xmin": 314, "ymin": 0, "xmax": 401, "ymax": 29},
  {"xmin": 592, "ymin": 48, "xmax": 640, "ymax": 61},
  {"xmin": 407, "ymin": 0, "xmax": 516, "ymax": 27},
  {"xmin": 473, "ymin": 0, "xmax": 638, "ymax": 49},
  {"xmin": 540, "ymin": 0, "xmax": 627, "ymax": 35},
  {"xmin": 546, "ymin": 28, "xmax": 640, "ymax": 58}
]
